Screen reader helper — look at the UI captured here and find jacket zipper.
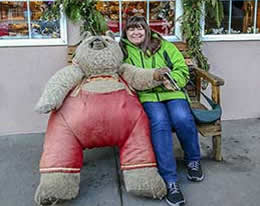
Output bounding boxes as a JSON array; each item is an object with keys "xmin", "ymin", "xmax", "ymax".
[
  {"xmin": 140, "ymin": 51, "xmax": 144, "ymax": 68},
  {"xmin": 152, "ymin": 55, "xmax": 160, "ymax": 101},
  {"xmin": 130, "ymin": 58, "xmax": 135, "ymax": 65},
  {"xmin": 139, "ymin": 51, "xmax": 160, "ymax": 101}
]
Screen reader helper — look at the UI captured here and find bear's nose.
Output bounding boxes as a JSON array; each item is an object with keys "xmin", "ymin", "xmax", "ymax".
[{"xmin": 91, "ymin": 37, "xmax": 107, "ymax": 50}]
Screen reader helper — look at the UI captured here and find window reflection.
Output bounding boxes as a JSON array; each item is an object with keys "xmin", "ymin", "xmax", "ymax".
[
  {"xmin": 0, "ymin": 1, "xmax": 29, "ymax": 39},
  {"xmin": 205, "ymin": 0, "xmax": 260, "ymax": 35},
  {"xmin": 96, "ymin": 0, "xmax": 176, "ymax": 36},
  {"xmin": 0, "ymin": 1, "xmax": 60, "ymax": 40}
]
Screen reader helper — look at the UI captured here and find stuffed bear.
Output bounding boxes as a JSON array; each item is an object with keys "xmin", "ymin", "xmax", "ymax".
[{"xmin": 34, "ymin": 31, "xmax": 167, "ymax": 205}]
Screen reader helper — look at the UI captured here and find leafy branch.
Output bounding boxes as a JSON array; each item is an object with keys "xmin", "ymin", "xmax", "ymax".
[
  {"xmin": 181, "ymin": 0, "xmax": 224, "ymax": 71},
  {"xmin": 43, "ymin": 0, "xmax": 224, "ymax": 72},
  {"xmin": 42, "ymin": 0, "xmax": 107, "ymax": 35}
]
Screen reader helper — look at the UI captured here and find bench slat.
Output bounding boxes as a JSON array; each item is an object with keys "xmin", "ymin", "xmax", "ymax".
[
  {"xmin": 198, "ymin": 121, "xmax": 222, "ymax": 136},
  {"xmin": 174, "ymin": 42, "xmax": 188, "ymax": 52}
]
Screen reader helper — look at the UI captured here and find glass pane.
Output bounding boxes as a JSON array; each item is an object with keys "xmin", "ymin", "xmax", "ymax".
[
  {"xmin": 205, "ymin": 0, "xmax": 259, "ymax": 35},
  {"xmin": 0, "ymin": 1, "xmax": 29, "ymax": 39},
  {"xmin": 30, "ymin": 1, "xmax": 60, "ymax": 39},
  {"xmin": 122, "ymin": 0, "xmax": 175, "ymax": 35},
  {"xmin": 241, "ymin": 0, "xmax": 259, "ymax": 33},
  {"xmin": 257, "ymin": 1, "xmax": 260, "ymax": 33},
  {"xmin": 121, "ymin": 0, "xmax": 147, "ymax": 32},
  {"xmin": 149, "ymin": 0, "xmax": 175, "ymax": 36},
  {"xmin": 231, "ymin": 0, "xmax": 252, "ymax": 34},
  {"xmin": 205, "ymin": 0, "xmax": 230, "ymax": 35},
  {"xmin": 0, "ymin": 1, "xmax": 61, "ymax": 40},
  {"xmin": 96, "ymin": 1, "xmax": 120, "ymax": 36},
  {"xmin": 96, "ymin": 0, "xmax": 176, "ymax": 36},
  {"xmin": 122, "ymin": 1, "xmax": 146, "ymax": 20}
]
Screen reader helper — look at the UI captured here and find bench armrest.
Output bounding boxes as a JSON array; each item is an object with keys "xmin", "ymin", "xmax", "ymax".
[
  {"xmin": 191, "ymin": 67, "xmax": 224, "ymax": 104},
  {"xmin": 194, "ymin": 67, "xmax": 225, "ymax": 87}
]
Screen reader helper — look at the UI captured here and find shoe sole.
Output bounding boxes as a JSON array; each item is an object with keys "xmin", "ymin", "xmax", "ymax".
[
  {"xmin": 166, "ymin": 198, "xmax": 185, "ymax": 206},
  {"xmin": 187, "ymin": 174, "xmax": 204, "ymax": 182}
]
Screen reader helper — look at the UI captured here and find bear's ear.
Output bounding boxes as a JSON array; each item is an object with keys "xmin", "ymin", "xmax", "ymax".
[
  {"xmin": 76, "ymin": 31, "xmax": 92, "ymax": 46},
  {"xmin": 83, "ymin": 31, "xmax": 92, "ymax": 39},
  {"xmin": 105, "ymin": 30, "xmax": 115, "ymax": 40}
]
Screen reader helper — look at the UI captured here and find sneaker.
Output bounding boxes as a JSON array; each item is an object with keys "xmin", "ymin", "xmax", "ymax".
[
  {"xmin": 165, "ymin": 182, "xmax": 185, "ymax": 206},
  {"xmin": 186, "ymin": 160, "xmax": 204, "ymax": 182}
]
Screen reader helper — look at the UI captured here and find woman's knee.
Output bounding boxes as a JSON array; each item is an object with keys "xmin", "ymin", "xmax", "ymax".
[
  {"xmin": 147, "ymin": 112, "xmax": 171, "ymax": 132},
  {"xmin": 145, "ymin": 110, "xmax": 169, "ymax": 130},
  {"xmin": 151, "ymin": 118, "xmax": 171, "ymax": 131},
  {"xmin": 173, "ymin": 110, "xmax": 193, "ymax": 124},
  {"xmin": 167, "ymin": 100, "xmax": 193, "ymax": 124},
  {"xmin": 169, "ymin": 108, "xmax": 196, "ymax": 131},
  {"xmin": 143, "ymin": 103, "xmax": 170, "ymax": 128}
]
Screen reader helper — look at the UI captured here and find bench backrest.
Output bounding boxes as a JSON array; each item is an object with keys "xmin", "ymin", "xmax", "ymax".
[{"xmin": 67, "ymin": 42, "xmax": 199, "ymax": 102}]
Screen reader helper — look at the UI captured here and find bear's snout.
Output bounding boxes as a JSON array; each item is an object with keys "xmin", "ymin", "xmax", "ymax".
[{"xmin": 90, "ymin": 37, "xmax": 107, "ymax": 50}]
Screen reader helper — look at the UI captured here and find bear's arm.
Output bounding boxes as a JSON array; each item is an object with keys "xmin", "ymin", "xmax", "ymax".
[
  {"xmin": 35, "ymin": 65, "xmax": 85, "ymax": 114},
  {"xmin": 120, "ymin": 63, "xmax": 161, "ymax": 91}
]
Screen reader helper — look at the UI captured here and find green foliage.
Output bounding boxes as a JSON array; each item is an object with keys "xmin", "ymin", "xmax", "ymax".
[
  {"xmin": 206, "ymin": 0, "xmax": 224, "ymax": 28},
  {"xmin": 43, "ymin": 0, "xmax": 224, "ymax": 71},
  {"xmin": 181, "ymin": 0, "xmax": 224, "ymax": 71},
  {"xmin": 42, "ymin": 0, "xmax": 108, "ymax": 35}
]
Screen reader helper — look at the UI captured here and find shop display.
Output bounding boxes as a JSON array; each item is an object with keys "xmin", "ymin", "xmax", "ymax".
[
  {"xmin": 0, "ymin": 2, "xmax": 27, "ymax": 38},
  {"xmin": 0, "ymin": 1, "xmax": 60, "ymax": 39},
  {"xmin": 96, "ymin": 0, "xmax": 175, "ymax": 36},
  {"xmin": 1, "ymin": 0, "xmax": 176, "ymax": 40},
  {"xmin": 205, "ymin": 1, "xmax": 260, "ymax": 35}
]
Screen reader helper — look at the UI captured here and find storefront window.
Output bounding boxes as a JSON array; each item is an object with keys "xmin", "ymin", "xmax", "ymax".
[
  {"xmin": 96, "ymin": 0, "xmax": 182, "ymax": 41},
  {"xmin": 203, "ymin": 0, "xmax": 260, "ymax": 40},
  {"xmin": 0, "ymin": 0, "xmax": 67, "ymax": 46}
]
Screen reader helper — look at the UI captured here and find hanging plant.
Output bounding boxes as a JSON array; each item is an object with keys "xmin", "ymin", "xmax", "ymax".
[
  {"xmin": 41, "ymin": 0, "xmax": 108, "ymax": 35},
  {"xmin": 42, "ymin": 0, "xmax": 224, "ymax": 72},
  {"xmin": 181, "ymin": 0, "xmax": 224, "ymax": 71}
]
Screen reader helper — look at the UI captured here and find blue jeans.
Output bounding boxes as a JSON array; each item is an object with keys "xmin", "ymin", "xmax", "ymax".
[{"xmin": 143, "ymin": 99, "xmax": 200, "ymax": 183}]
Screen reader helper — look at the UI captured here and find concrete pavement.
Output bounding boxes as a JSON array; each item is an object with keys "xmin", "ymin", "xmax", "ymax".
[{"xmin": 1, "ymin": 118, "xmax": 260, "ymax": 206}]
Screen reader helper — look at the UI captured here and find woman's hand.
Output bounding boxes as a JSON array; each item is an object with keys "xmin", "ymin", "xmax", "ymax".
[
  {"xmin": 153, "ymin": 67, "xmax": 171, "ymax": 81},
  {"xmin": 162, "ymin": 79, "xmax": 177, "ymax": 91}
]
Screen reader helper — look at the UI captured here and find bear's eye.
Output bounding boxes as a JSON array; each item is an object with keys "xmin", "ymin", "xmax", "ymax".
[{"xmin": 105, "ymin": 38, "xmax": 112, "ymax": 43}]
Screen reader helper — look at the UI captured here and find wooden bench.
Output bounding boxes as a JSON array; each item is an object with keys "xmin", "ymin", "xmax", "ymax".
[{"xmin": 67, "ymin": 42, "xmax": 225, "ymax": 161}]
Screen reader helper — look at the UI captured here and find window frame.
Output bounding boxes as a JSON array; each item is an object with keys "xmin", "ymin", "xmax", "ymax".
[
  {"xmin": 0, "ymin": 0, "xmax": 67, "ymax": 47},
  {"xmin": 202, "ymin": 0, "xmax": 260, "ymax": 41}
]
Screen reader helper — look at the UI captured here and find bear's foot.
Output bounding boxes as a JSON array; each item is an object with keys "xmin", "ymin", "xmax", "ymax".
[
  {"xmin": 34, "ymin": 172, "xmax": 80, "ymax": 205},
  {"xmin": 123, "ymin": 167, "xmax": 166, "ymax": 199}
]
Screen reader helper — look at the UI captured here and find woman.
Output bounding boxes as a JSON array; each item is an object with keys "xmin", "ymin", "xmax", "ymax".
[{"xmin": 120, "ymin": 16, "xmax": 204, "ymax": 206}]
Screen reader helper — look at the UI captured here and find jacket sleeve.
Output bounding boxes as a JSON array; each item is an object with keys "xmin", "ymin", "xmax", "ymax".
[{"xmin": 165, "ymin": 42, "xmax": 189, "ymax": 88}]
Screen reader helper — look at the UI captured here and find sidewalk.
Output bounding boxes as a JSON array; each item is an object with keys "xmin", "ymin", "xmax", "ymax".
[{"xmin": 1, "ymin": 118, "xmax": 260, "ymax": 206}]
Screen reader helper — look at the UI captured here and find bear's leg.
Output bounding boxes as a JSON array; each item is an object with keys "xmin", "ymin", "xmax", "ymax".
[
  {"xmin": 119, "ymin": 110, "xmax": 167, "ymax": 199},
  {"xmin": 35, "ymin": 112, "xmax": 83, "ymax": 205},
  {"xmin": 122, "ymin": 168, "xmax": 166, "ymax": 199},
  {"xmin": 34, "ymin": 173, "xmax": 80, "ymax": 205}
]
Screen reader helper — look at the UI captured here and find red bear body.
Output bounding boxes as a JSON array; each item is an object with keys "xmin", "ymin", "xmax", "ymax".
[{"xmin": 40, "ymin": 89, "xmax": 157, "ymax": 173}]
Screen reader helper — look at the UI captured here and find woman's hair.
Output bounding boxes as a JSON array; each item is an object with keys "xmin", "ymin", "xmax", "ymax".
[{"xmin": 119, "ymin": 15, "xmax": 162, "ymax": 58}]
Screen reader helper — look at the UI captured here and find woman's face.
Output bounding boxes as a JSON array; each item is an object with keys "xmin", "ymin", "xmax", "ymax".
[{"xmin": 126, "ymin": 26, "xmax": 145, "ymax": 46}]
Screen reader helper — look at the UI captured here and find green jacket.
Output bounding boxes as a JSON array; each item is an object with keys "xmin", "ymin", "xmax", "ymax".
[{"xmin": 122, "ymin": 37, "xmax": 189, "ymax": 103}]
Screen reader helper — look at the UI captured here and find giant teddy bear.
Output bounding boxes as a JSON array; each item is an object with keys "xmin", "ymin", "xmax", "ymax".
[{"xmin": 34, "ymin": 31, "xmax": 167, "ymax": 205}]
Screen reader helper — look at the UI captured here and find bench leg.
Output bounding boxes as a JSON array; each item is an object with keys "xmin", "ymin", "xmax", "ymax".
[{"xmin": 212, "ymin": 135, "xmax": 223, "ymax": 161}]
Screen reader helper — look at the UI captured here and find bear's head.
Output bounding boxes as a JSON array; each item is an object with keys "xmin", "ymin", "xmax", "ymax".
[{"xmin": 73, "ymin": 31, "xmax": 124, "ymax": 76}]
